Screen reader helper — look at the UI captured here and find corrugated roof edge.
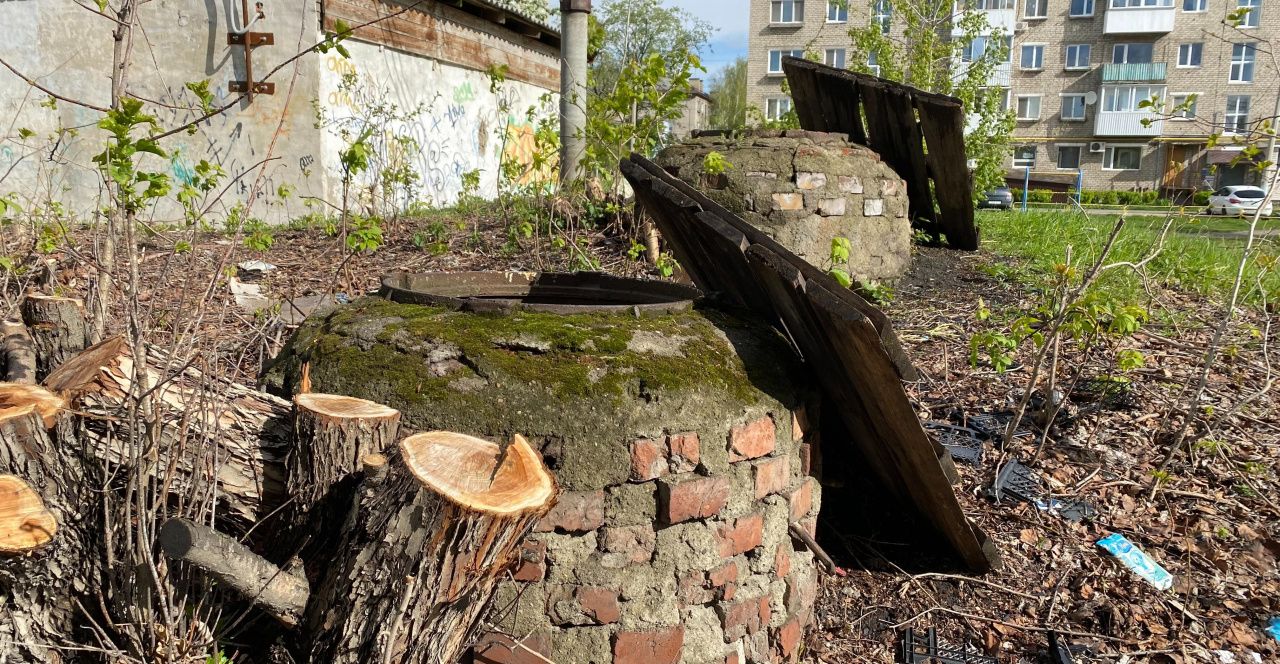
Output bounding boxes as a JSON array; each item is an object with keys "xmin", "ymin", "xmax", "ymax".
[{"xmin": 472, "ymin": 0, "xmax": 561, "ymax": 36}]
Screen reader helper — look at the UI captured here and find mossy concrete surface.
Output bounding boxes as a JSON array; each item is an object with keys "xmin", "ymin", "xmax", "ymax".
[{"xmin": 263, "ymin": 297, "xmax": 806, "ymax": 491}]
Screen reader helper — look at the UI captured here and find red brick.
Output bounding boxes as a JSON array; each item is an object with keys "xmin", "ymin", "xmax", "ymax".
[
  {"xmin": 679, "ymin": 570, "xmax": 714, "ymax": 605},
  {"xmin": 776, "ymin": 618, "xmax": 803, "ymax": 661},
  {"xmin": 716, "ymin": 512, "xmax": 765, "ymax": 557},
  {"xmin": 719, "ymin": 596, "xmax": 771, "ymax": 640},
  {"xmin": 630, "ymin": 437, "xmax": 669, "ymax": 481},
  {"xmin": 798, "ymin": 442, "xmax": 812, "ymax": 476},
  {"xmin": 658, "ymin": 476, "xmax": 730, "ymax": 524},
  {"xmin": 790, "ymin": 407, "xmax": 806, "ymax": 442},
  {"xmin": 668, "ymin": 432, "xmax": 701, "ymax": 473},
  {"xmin": 599, "ymin": 524, "xmax": 656, "ymax": 564},
  {"xmin": 753, "ymin": 456, "xmax": 790, "ymax": 499},
  {"xmin": 577, "ymin": 586, "xmax": 621, "ymax": 625},
  {"xmin": 536, "ymin": 490, "xmax": 605, "ymax": 533},
  {"xmin": 725, "ymin": 653, "xmax": 742, "ymax": 664},
  {"xmin": 472, "ymin": 631, "xmax": 552, "ymax": 664},
  {"xmin": 775, "ymin": 544, "xmax": 792, "ymax": 579},
  {"xmin": 613, "ymin": 626, "xmax": 685, "ymax": 664},
  {"xmin": 787, "ymin": 479, "xmax": 813, "ymax": 522},
  {"xmin": 709, "ymin": 560, "xmax": 739, "ymax": 601},
  {"xmin": 785, "ymin": 572, "xmax": 818, "ymax": 615},
  {"xmin": 729, "ymin": 416, "xmax": 776, "ymax": 462},
  {"xmin": 512, "ymin": 539, "xmax": 546, "ymax": 582}
]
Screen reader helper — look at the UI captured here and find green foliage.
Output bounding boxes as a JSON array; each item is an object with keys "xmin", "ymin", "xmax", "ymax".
[
  {"xmin": 92, "ymin": 97, "xmax": 171, "ymax": 214},
  {"xmin": 17, "ymin": 128, "xmax": 35, "ymax": 140},
  {"xmin": 828, "ymin": 236, "xmax": 853, "ymax": 287},
  {"xmin": 317, "ymin": 18, "xmax": 354, "ymax": 59},
  {"xmin": 1076, "ymin": 189, "xmax": 1170, "ymax": 206},
  {"xmin": 185, "ymin": 80, "xmax": 215, "ymax": 114},
  {"xmin": 176, "ymin": 159, "xmax": 224, "ymax": 223},
  {"xmin": 707, "ymin": 57, "xmax": 748, "ymax": 130},
  {"xmin": 485, "ymin": 63, "xmax": 510, "ymax": 93},
  {"xmin": 702, "ymin": 151, "xmax": 731, "ymax": 176},
  {"xmin": 346, "ymin": 216, "xmax": 384, "ymax": 253},
  {"xmin": 243, "ymin": 221, "xmax": 274, "ymax": 251},
  {"xmin": 1115, "ymin": 348, "xmax": 1146, "ymax": 372},
  {"xmin": 655, "ymin": 252, "xmax": 678, "ymax": 278}
]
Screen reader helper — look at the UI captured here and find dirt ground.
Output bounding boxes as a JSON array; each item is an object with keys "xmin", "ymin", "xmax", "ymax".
[{"xmin": 42, "ymin": 211, "xmax": 1280, "ymax": 663}]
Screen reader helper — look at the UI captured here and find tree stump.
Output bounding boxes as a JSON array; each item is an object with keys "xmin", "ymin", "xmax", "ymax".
[
  {"xmin": 0, "ymin": 319, "xmax": 37, "ymax": 385},
  {"xmin": 21, "ymin": 295, "xmax": 89, "ymax": 380},
  {"xmin": 0, "ymin": 383, "xmax": 66, "ymax": 430},
  {"xmin": 289, "ymin": 393, "xmax": 401, "ymax": 519},
  {"xmin": 44, "ymin": 336, "xmax": 294, "ymax": 530},
  {"xmin": 0, "ymin": 406, "xmax": 93, "ymax": 663},
  {"xmin": 304, "ymin": 431, "xmax": 556, "ymax": 664}
]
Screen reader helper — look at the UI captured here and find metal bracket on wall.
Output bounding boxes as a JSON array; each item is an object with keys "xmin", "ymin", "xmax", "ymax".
[{"xmin": 227, "ymin": 31, "xmax": 275, "ymax": 100}]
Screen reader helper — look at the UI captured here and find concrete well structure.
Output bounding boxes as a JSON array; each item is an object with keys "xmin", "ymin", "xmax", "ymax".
[
  {"xmin": 657, "ymin": 130, "xmax": 913, "ymax": 283},
  {"xmin": 263, "ymin": 273, "xmax": 824, "ymax": 664}
]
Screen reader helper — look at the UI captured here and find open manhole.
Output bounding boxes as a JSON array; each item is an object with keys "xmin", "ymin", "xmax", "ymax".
[{"xmin": 379, "ymin": 271, "xmax": 700, "ymax": 315}]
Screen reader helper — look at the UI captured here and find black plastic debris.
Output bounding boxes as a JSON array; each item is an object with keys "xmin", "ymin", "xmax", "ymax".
[
  {"xmin": 991, "ymin": 460, "xmax": 1044, "ymax": 503},
  {"xmin": 1036, "ymin": 498, "xmax": 1098, "ymax": 523},
  {"xmin": 1048, "ymin": 631, "xmax": 1075, "ymax": 664},
  {"xmin": 964, "ymin": 412, "xmax": 1033, "ymax": 446},
  {"xmin": 925, "ymin": 422, "xmax": 986, "ymax": 465},
  {"xmin": 900, "ymin": 627, "xmax": 996, "ymax": 664}
]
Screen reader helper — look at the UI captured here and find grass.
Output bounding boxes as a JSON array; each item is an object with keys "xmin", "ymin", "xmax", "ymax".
[{"xmin": 977, "ymin": 210, "xmax": 1280, "ymax": 306}]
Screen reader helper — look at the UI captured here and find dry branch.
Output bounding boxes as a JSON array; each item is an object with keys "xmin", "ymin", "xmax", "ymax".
[{"xmin": 304, "ymin": 431, "xmax": 556, "ymax": 663}]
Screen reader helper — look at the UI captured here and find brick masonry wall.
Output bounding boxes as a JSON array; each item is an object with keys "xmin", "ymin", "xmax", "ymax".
[{"xmin": 471, "ymin": 405, "xmax": 824, "ymax": 664}]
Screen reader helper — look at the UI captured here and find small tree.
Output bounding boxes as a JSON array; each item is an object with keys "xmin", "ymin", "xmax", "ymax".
[
  {"xmin": 708, "ymin": 57, "xmax": 749, "ymax": 130},
  {"xmin": 844, "ymin": 0, "xmax": 1016, "ymax": 195}
]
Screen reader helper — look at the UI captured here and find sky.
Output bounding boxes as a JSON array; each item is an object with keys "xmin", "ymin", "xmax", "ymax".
[{"xmin": 667, "ymin": 0, "xmax": 751, "ymax": 79}]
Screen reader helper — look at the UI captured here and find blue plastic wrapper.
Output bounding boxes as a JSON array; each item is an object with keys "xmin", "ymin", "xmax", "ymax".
[
  {"xmin": 1267, "ymin": 617, "xmax": 1280, "ymax": 643},
  {"xmin": 1096, "ymin": 533, "xmax": 1174, "ymax": 591}
]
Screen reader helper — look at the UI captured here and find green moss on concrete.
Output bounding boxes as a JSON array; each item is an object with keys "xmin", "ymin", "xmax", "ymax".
[{"xmin": 264, "ymin": 297, "xmax": 805, "ymax": 490}]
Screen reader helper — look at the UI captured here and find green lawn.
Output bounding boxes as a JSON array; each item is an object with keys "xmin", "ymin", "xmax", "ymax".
[{"xmin": 976, "ymin": 210, "xmax": 1280, "ymax": 306}]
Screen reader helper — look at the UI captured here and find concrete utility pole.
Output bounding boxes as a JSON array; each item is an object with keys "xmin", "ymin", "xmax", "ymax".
[{"xmin": 559, "ymin": 0, "xmax": 590, "ymax": 185}]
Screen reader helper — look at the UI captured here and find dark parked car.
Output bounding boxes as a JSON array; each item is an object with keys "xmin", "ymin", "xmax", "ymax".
[{"xmin": 978, "ymin": 187, "xmax": 1014, "ymax": 210}]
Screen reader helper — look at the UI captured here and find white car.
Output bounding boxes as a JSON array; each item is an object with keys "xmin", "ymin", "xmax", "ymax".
[{"xmin": 1206, "ymin": 186, "xmax": 1275, "ymax": 216}]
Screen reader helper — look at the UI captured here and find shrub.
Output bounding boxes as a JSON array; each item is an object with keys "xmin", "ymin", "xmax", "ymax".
[
  {"xmin": 1028, "ymin": 189, "xmax": 1054, "ymax": 203},
  {"xmin": 1192, "ymin": 190, "xmax": 1211, "ymax": 206}
]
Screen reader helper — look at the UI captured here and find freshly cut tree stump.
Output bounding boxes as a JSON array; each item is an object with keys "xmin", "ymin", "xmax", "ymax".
[
  {"xmin": 305, "ymin": 432, "xmax": 556, "ymax": 664},
  {"xmin": 0, "ymin": 406, "xmax": 93, "ymax": 663},
  {"xmin": 289, "ymin": 393, "xmax": 401, "ymax": 518},
  {"xmin": 0, "ymin": 474, "xmax": 56, "ymax": 553},
  {"xmin": 0, "ymin": 319, "xmax": 36, "ymax": 385},
  {"xmin": 21, "ymin": 295, "xmax": 89, "ymax": 380},
  {"xmin": 0, "ymin": 383, "xmax": 66, "ymax": 430},
  {"xmin": 44, "ymin": 336, "xmax": 294, "ymax": 530}
]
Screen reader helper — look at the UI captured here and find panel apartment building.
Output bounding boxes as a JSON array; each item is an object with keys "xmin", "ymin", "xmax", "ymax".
[{"xmin": 747, "ymin": 0, "xmax": 1280, "ymax": 197}]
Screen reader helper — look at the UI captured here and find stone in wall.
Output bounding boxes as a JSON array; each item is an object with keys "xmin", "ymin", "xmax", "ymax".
[{"xmin": 656, "ymin": 130, "xmax": 913, "ymax": 284}]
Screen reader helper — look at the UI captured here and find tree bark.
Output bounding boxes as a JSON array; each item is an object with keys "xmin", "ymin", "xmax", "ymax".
[
  {"xmin": 1, "ymin": 319, "xmax": 37, "ymax": 385},
  {"xmin": 0, "ymin": 407, "xmax": 94, "ymax": 663},
  {"xmin": 304, "ymin": 432, "xmax": 556, "ymax": 664},
  {"xmin": 44, "ymin": 336, "xmax": 293, "ymax": 531},
  {"xmin": 288, "ymin": 393, "xmax": 401, "ymax": 522},
  {"xmin": 21, "ymin": 295, "xmax": 90, "ymax": 381}
]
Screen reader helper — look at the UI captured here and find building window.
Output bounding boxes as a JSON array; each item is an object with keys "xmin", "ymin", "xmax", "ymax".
[
  {"xmin": 1061, "ymin": 94, "xmax": 1087, "ymax": 120},
  {"xmin": 1112, "ymin": 43, "xmax": 1154, "ymax": 64},
  {"xmin": 969, "ymin": 0, "xmax": 1015, "ymax": 8},
  {"xmin": 1177, "ymin": 43, "xmax": 1203, "ymax": 67},
  {"xmin": 1025, "ymin": 0, "xmax": 1049, "ymax": 17},
  {"xmin": 1070, "ymin": 0, "xmax": 1096, "ymax": 15},
  {"xmin": 1057, "ymin": 145, "xmax": 1083, "ymax": 169},
  {"xmin": 1104, "ymin": 146, "xmax": 1142, "ymax": 170},
  {"xmin": 827, "ymin": 0, "xmax": 849, "ymax": 21},
  {"xmin": 867, "ymin": 52, "xmax": 881, "ymax": 76},
  {"xmin": 1237, "ymin": 0, "xmax": 1261, "ymax": 26},
  {"xmin": 766, "ymin": 97, "xmax": 793, "ymax": 120},
  {"xmin": 1111, "ymin": 0, "xmax": 1172, "ymax": 6},
  {"xmin": 1183, "ymin": 0, "xmax": 1207, "ymax": 10},
  {"xmin": 824, "ymin": 48, "xmax": 847, "ymax": 68},
  {"xmin": 1013, "ymin": 146, "xmax": 1037, "ymax": 168},
  {"xmin": 1102, "ymin": 84, "xmax": 1161, "ymax": 111},
  {"xmin": 1225, "ymin": 95, "xmax": 1250, "ymax": 132},
  {"xmin": 872, "ymin": 0, "xmax": 892, "ymax": 33},
  {"xmin": 768, "ymin": 49, "xmax": 805, "ymax": 74},
  {"xmin": 978, "ymin": 87, "xmax": 1012, "ymax": 111},
  {"xmin": 1065, "ymin": 44, "xmax": 1091, "ymax": 69},
  {"xmin": 771, "ymin": 0, "xmax": 805, "ymax": 23},
  {"xmin": 1016, "ymin": 95, "xmax": 1043, "ymax": 120},
  {"xmin": 1230, "ymin": 43, "xmax": 1256, "ymax": 82},
  {"xmin": 1021, "ymin": 44, "xmax": 1045, "ymax": 70},
  {"xmin": 1171, "ymin": 93, "xmax": 1198, "ymax": 119}
]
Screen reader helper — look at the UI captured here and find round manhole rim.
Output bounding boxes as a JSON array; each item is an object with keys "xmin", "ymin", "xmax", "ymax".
[{"xmin": 378, "ymin": 271, "xmax": 701, "ymax": 315}]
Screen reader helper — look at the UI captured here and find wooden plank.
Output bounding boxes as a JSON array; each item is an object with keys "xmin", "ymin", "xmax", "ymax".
[
  {"xmin": 626, "ymin": 155, "xmax": 919, "ymax": 381},
  {"xmin": 880, "ymin": 84, "xmax": 938, "ymax": 226},
  {"xmin": 691, "ymin": 212, "xmax": 778, "ymax": 320},
  {"xmin": 782, "ymin": 58, "xmax": 867, "ymax": 145},
  {"xmin": 745, "ymin": 243, "xmax": 999, "ymax": 573},
  {"xmin": 916, "ymin": 98, "xmax": 980, "ymax": 250},
  {"xmin": 619, "ymin": 160, "xmax": 714, "ymax": 290}
]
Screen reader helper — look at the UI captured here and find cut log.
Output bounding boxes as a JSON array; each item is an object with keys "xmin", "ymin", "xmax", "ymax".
[
  {"xmin": 159, "ymin": 518, "xmax": 310, "ymax": 627},
  {"xmin": 304, "ymin": 432, "xmax": 556, "ymax": 664},
  {"xmin": 0, "ymin": 319, "xmax": 37, "ymax": 385},
  {"xmin": 0, "ymin": 383, "xmax": 66, "ymax": 430},
  {"xmin": 20, "ymin": 295, "xmax": 89, "ymax": 380},
  {"xmin": 0, "ymin": 406, "xmax": 94, "ymax": 663},
  {"xmin": 44, "ymin": 336, "xmax": 294, "ymax": 531},
  {"xmin": 0, "ymin": 474, "xmax": 57, "ymax": 553},
  {"xmin": 289, "ymin": 393, "xmax": 401, "ymax": 521}
]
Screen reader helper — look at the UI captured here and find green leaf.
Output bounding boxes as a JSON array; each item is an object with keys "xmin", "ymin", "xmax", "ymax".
[
  {"xmin": 17, "ymin": 128, "xmax": 35, "ymax": 140},
  {"xmin": 829, "ymin": 268, "xmax": 852, "ymax": 288}
]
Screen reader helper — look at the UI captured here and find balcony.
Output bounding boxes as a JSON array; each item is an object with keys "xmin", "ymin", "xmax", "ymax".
[
  {"xmin": 1095, "ymin": 112, "xmax": 1163, "ymax": 136},
  {"xmin": 1104, "ymin": 3, "xmax": 1175, "ymax": 33},
  {"xmin": 1101, "ymin": 62, "xmax": 1167, "ymax": 82}
]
